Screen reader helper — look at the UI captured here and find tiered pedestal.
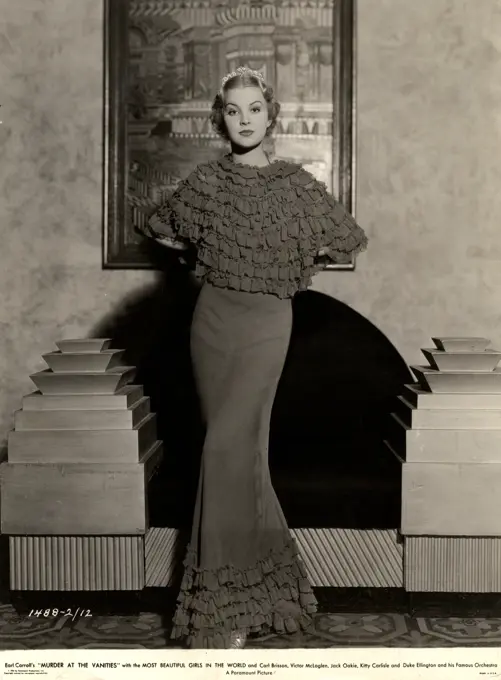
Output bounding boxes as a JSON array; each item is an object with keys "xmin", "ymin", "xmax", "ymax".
[
  {"xmin": 0, "ymin": 339, "xmax": 163, "ymax": 590},
  {"xmin": 387, "ymin": 336, "xmax": 501, "ymax": 592}
]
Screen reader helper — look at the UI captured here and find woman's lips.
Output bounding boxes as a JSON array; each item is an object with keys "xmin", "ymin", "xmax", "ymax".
[{"xmin": 239, "ymin": 130, "xmax": 254, "ymax": 136}]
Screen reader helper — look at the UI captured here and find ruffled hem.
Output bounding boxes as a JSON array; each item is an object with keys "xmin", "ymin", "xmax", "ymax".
[
  {"xmin": 171, "ymin": 536, "xmax": 318, "ymax": 649},
  {"xmin": 142, "ymin": 154, "xmax": 368, "ymax": 298}
]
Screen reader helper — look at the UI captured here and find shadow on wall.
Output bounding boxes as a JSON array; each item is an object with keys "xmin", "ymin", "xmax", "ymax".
[
  {"xmin": 91, "ymin": 242, "xmax": 204, "ymax": 532},
  {"xmin": 92, "ymin": 241, "xmax": 413, "ymax": 532},
  {"xmin": 271, "ymin": 291, "xmax": 413, "ymax": 529}
]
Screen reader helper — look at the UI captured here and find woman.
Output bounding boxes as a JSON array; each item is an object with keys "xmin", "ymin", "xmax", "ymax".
[{"xmin": 138, "ymin": 66, "xmax": 368, "ymax": 649}]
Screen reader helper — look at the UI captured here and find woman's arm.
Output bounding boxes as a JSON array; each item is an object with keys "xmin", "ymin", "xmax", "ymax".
[
  {"xmin": 293, "ymin": 167, "xmax": 368, "ymax": 261},
  {"xmin": 136, "ymin": 210, "xmax": 190, "ymax": 251}
]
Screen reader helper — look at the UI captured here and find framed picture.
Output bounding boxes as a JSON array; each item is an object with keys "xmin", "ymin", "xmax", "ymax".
[{"xmin": 103, "ymin": 0, "xmax": 357, "ymax": 270}]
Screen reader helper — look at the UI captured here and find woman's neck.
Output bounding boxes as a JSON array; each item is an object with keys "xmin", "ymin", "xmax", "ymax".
[{"xmin": 230, "ymin": 145, "xmax": 270, "ymax": 168}]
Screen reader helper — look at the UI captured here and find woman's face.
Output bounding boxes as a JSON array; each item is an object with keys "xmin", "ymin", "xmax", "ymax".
[{"xmin": 223, "ymin": 86, "xmax": 270, "ymax": 148}]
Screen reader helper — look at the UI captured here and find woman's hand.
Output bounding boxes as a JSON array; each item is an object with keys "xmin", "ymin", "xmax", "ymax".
[{"xmin": 155, "ymin": 237, "xmax": 188, "ymax": 251}]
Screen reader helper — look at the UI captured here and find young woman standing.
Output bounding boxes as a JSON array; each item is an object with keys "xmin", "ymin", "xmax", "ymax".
[{"xmin": 139, "ymin": 66, "xmax": 368, "ymax": 649}]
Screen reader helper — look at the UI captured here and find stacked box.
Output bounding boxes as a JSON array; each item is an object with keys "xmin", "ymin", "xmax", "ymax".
[
  {"xmin": 387, "ymin": 336, "xmax": 501, "ymax": 592},
  {"xmin": 0, "ymin": 339, "xmax": 163, "ymax": 591}
]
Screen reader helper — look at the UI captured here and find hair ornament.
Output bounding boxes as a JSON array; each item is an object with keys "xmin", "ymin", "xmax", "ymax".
[{"xmin": 220, "ymin": 66, "xmax": 265, "ymax": 91}]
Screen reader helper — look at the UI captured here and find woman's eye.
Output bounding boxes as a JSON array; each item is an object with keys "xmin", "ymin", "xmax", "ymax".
[
  {"xmin": 252, "ymin": 108, "xmax": 261, "ymax": 113},
  {"xmin": 226, "ymin": 110, "xmax": 236, "ymax": 116}
]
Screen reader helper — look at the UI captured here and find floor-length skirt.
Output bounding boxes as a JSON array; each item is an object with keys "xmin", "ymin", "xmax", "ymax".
[{"xmin": 170, "ymin": 282, "xmax": 318, "ymax": 648}]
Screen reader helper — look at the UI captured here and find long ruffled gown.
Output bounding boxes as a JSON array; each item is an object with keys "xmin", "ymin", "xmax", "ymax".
[{"xmin": 140, "ymin": 154, "xmax": 368, "ymax": 648}]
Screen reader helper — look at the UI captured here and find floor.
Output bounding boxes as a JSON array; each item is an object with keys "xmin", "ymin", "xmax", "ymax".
[{"xmin": 2, "ymin": 589, "xmax": 501, "ymax": 649}]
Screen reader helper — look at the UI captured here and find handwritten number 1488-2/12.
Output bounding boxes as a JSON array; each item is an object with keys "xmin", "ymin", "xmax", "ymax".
[{"xmin": 28, "ymin": 608, "xmax": 92, "ymax": 620}]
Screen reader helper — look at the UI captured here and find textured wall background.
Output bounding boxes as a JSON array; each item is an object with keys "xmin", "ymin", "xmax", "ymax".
[
  {"xmin": 315, "ymin": 0, "xmax": 501, "ymax": 363},
  {"xmin": 1, "ymin": 0, "xmax": 501, "ymax": 446}
]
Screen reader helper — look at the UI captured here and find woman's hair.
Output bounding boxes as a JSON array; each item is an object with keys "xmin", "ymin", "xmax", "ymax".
[{"xmin": 210, "ymin": 72, "xmax": 281, "ymax": 141}]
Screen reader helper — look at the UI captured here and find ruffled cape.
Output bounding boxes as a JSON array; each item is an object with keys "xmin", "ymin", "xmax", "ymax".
[{"xmin": 143, "ymin": 154, "xmax": 368, "ymax": 298}]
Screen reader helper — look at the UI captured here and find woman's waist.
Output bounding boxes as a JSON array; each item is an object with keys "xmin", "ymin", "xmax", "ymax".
[
  {"xmin": 200, "ymin": 281, "xmax": 290, "ymax": 308},
  {"xmin": 192, "ymin": 282, "xmax": 292, "ymax": 344},
  {"xmin": 193, "ymin": 282, "xmax": 291, "ymax": 327}
]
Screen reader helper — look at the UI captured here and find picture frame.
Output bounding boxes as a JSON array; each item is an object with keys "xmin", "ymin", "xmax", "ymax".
[{"xmin": 103, "ymin": 0, "xmax": 357, "ymax": 270}]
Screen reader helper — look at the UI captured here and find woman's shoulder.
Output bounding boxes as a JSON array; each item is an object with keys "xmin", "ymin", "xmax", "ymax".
[
  {"xmin": 251, "ymin": 158, "xmax": 322, "ymax": 190},
  {"xmin": 181, "ymin": 159, "xmax": 220, "ymax": 183},
  {"xmin": 284, "ymin": 163, "xmax": 325, "ymax": 188},
  {"xmin": 172, "ymin": 160, "xmax": 222, "ymax": 197}
]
